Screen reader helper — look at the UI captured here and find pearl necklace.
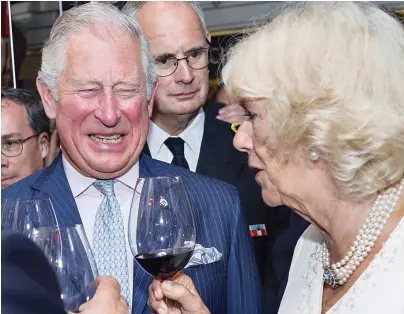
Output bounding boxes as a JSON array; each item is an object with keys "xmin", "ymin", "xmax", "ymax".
[{"xmin": 321, "ymin": 178, "xmax": 404, "ymax": 288}]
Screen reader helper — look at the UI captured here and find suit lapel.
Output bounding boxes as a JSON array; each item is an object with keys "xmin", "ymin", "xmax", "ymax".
[{"xmin": 31, "ymin": 153, "xmax": 82, "ymax": 227}]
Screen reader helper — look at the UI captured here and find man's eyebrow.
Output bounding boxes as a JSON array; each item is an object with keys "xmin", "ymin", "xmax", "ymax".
[
  {"xmin": 2, "ymin": 133, "xmax": 23, "ymax": 140},
  {"xmin": 154, "ymin": 52, "xmax": 175, "ymax": 59},
  {"xmin": 185, "ymin": 45, "xmax": 206, "ymax": 54},
  {"xmin": 113, "ymin": 77, "xmax": 145, "ymax": 87},
  {"xmin": 68, "ymin": 78, "xmax": 103, "ymax": 86},
  {"xmin": 154, "ymin": 45, "xmax": 207, "ymax": 59}
]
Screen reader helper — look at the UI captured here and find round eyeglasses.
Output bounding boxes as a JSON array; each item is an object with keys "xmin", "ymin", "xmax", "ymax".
[
  {"xmin": 154, "ymin": 47, "xmax": 210, "ymax": 77},
  {"xmin": 1, "ymin": 134, "xmax": 38, "ymax": 157}
]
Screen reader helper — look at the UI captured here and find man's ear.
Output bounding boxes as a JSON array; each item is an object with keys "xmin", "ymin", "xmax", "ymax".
[
  {"xmin": 206, "ymin": 31, "xmax": 211, "ymax": 44},
  {"xmin": 38, "ymin": 132, "xmax": 50, "ymax": 160},
  {"xmin": 36, "ymin": 77, "xmax": 57, "ymax": 120},
  {"xmin": 148, "ymin": 81, "xmax": 158, "ymax": 118}
]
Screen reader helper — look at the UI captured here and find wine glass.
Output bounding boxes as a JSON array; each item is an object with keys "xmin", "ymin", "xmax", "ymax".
[
  {"xmin": 1, "ymin": 199, "xmax": 59, "ymax": 232},
  {"xmin": 27, "ymin": 225, "xmax": 99, "ymax": 312},
  {"xmin": 129, "ymin": 176, "xmax": 196, "ymax": 281},
  {"xmin": 1, "ymin": 199, "xmax": 98, "ymax": 312}
]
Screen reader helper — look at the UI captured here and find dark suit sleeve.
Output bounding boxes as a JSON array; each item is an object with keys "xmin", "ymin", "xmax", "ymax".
[
  {"xmin": 226, "ymin": 190, "xmax": 263, "ymax": 314},
  {"xmin": 1, "ymin": 231, "xmax": 66, "ymax": 314}
]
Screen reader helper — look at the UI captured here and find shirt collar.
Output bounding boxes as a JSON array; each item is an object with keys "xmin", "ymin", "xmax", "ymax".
[
  {"xmin": 62, "ymin": 154, "xmax": 140, "ymax": 197},
  {"xmin": 147, "ymin": 108, "xmax": 205, "ymax": 157}
]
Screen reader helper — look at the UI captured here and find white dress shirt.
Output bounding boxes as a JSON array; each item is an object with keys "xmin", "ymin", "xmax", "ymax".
[
  {"xmin": 147, "ymin": 108, "xmax": 205, "ymax": 172},
  {"xmin": 63, "ymin": 156, "xmax": 139, "ymax": 307}
]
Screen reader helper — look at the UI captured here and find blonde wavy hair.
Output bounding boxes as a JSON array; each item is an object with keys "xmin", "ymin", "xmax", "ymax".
[{"xmin": 222, "ymin": 2, "xmax": 404, "ymax": 200}]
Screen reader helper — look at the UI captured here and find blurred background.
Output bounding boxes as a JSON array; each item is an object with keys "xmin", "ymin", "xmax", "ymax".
[{"xmin": 2, "ymin": 1, "xmax": 404, "ymax": 96}]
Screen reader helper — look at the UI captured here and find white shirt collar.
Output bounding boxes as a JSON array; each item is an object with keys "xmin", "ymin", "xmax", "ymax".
[
  {"xmin": 62, "ymin": 154, "xmax": 140, "ymax": 197},
  {"xmin": 147, "ymin": 108, "xmax": 205, "ymax": 158}
]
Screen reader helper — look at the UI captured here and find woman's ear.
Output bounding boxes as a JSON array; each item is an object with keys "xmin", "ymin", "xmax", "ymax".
[{"xmin": 36, "ymin": 77, "xmax": 57, "ymax": 120}]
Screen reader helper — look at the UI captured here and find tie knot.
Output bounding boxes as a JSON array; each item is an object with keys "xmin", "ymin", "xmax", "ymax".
[
  {"xmin": 164, "ymin": 137, "xmax": 186, "ymax": 156},
  {"xmin": 93, "ymin": 179, "xmax": 116, "ymax": 197}
]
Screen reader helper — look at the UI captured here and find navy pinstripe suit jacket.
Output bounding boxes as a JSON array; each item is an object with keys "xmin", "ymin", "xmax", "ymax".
[{"xmin": 2, "ymin": 153, "xmax": 263, "ymax": 314}]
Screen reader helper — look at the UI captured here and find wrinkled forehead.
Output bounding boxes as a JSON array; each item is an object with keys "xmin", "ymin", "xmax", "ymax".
[{"xmin": 62, "ymin": 28, "xmax": 144, "ymax": 83}]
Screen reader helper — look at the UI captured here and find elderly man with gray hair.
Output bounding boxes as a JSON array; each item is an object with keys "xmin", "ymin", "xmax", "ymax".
[{"xmin": 2, "ymin": 2, "xmax": 262, "ymax": 314}]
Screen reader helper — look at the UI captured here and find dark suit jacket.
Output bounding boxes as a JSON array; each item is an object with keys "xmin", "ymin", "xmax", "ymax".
[
  {"xmin": 1, "ymin": 231, "xmax": 66, "ymax": 314},
  {"xmin": 2, "ymin": 153, "xmax": 262, "ymax": 314},
  {"xmin": 145, "ymin": 103, "xmax": 273, "ymax": 280}
]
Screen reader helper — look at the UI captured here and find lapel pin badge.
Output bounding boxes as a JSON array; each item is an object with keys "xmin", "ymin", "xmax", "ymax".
[
  {"xmin": 148, "ymin": 199, "xmax": 154, "ymax": 206},
  {"xmin": 159, "ymin": 196, "xmax": 168, "ymax": 208},
  {"xmin": 249, "ymin": 224, "xmax": 267, "ymax": 237}
]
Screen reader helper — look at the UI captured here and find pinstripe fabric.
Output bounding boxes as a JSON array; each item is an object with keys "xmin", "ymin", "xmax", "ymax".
[{"xmin": 2, "ymin": 153, "xmax": 263, "ymax": 314}]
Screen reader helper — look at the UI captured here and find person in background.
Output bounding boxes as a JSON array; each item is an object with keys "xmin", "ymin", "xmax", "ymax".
[
  {"xmin": 210, "ymin": 85, "xmax": 248, "ymax": 124},
  {"xmin": 1, "ymin": 88, "xmax": 50, "ymax": 189},
  {"xmin": 2, "ymin": 3, "xmax": 262, "ymax": 314},
  {"xmin": 122, "ymin": 1, "xmax": 288, "ymax": 286},
  {"xmin": 148, "ymin": 2, "xmax": 404, "ymax": 314}
]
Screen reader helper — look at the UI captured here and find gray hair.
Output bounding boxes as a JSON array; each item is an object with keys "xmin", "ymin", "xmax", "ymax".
[
  {"xmin": 122, "ymin": 1, "xmax": 208, "ymax": 34},
  {"xmin": 38, "ymin": 2, "xmax": 156, "ymax": 100}
]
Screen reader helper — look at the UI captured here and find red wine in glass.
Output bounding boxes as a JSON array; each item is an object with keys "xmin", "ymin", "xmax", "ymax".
[
  {"xmin": 135, "ymin": 247, "xmax": 193, "ymax": 281},
  {"xmin": 129, "ymin": 177, "xmax": 196, "ymax": 281}
]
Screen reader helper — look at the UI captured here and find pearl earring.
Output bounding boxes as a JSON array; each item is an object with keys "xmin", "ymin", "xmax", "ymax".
[{"xmin": 309, "ymin": 150, "xmax": 319, "ymax": 161}]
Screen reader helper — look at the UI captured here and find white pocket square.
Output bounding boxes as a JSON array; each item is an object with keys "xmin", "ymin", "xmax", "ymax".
[{"xmin": 185, "ymin": 244, "xmax": 223, "ymax": 268}]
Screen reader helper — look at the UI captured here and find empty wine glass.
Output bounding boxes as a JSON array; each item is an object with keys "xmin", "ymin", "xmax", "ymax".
[
  {"xmin": 27, "ymin": 225, "xmax": 99, "ymax": 312},
  {"xmin": 129, "ymin": 177, "xmax": 196, "ymax": 281},
  {"xmin": 1, "ymin": 199, "xmax": 58, "ymax": 232}
]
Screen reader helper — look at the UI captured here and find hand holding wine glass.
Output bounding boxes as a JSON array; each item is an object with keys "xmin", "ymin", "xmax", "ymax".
[
  {"xmin": 148, "ymin": 273, "xmax": 211, "ymax": 314},
  {"xmin": 28, "ymin": 225, "xmax": 99, "ymax": 312},
  {"xmin": 1, "ymin": 199, "xmax": 98, "ymax": 312},
  {"xmin": 78, "ymin": 276, "xmax": 129, "ymax": 314}
]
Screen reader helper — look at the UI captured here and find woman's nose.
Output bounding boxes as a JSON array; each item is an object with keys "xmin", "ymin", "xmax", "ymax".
[{"xmin": 233, "ymin": 122, "xmax": 253, "ymax": 153}]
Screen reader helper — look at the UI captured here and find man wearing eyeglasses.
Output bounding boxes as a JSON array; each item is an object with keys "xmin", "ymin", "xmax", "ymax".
[
  {"xmin": 123, "ymin": 0, "xmax": 275, "ymax": 288},
  {"xmin": 1, "ymin": 88, "xmax": 51, "ymax": 189}
]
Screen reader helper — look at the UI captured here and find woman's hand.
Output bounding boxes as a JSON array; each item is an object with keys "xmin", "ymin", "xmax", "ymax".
[
  {"xmin": 216, "ymin": 104, "xmax": 248, "ymax": 124},
  {"xmin": 148, "ymin": 273, "xmax": 210, "ymax": 314},
  {"xmin": 78, "ymin": 276, "xmax": 129, "ymax": 314}
]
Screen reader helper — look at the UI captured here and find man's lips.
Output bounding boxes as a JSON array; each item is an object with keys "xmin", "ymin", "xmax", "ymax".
[
  {"xmin": 172, "ymin": 90, "xmax": 197, "ymax": 96},
  {"xmin": 171, "ymin": 91, "xmax": 197, "ymax": 99}
]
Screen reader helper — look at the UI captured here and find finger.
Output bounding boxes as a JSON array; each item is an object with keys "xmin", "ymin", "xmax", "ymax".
[
  {"xmin": 78, "ymin": 300, "xmax": 90, "ymax": 312},
  {"xmin": 149, "ymin": 284, "xmax": 167, "ymax": 314},
  {"xmin": 219, "ymin": 104, "xmax": 245, "ymax": 116},
  {"xmin": 94, "ymin": 276, "xmax": 121, "ymax": 299},
  {"xmin": 160, "ymin": 281, "xmax": 197, "ymax": 308},
  {"xmin": 150, "ymin": 279, "xmax": 164, "ymax": 300},
  {"xmin": 119, "ymin": 296, "xmax": 129, "ymax": 309},
  {"xmin": 220, "ymin": 109, "xmax": 247, "ymax": 120},
  {"xmin": 148, "ymin": 294, "xmax": 168, "ymax": 314}
]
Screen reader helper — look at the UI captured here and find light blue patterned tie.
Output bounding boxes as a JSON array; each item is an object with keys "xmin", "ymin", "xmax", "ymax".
[{"xmin": 93, "ymin": 180, "xmax": 131, "ymax": 307}]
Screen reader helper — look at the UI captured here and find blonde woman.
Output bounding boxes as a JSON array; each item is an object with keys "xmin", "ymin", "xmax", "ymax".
[{"xmin": 148, "ymin": 2, "xmax": 404, "ymax": 313}]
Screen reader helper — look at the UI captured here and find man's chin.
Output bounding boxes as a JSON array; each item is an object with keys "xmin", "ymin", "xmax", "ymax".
[{"xmin": 1, "ymin": 177, "xmax": 16, "ymax": 189}]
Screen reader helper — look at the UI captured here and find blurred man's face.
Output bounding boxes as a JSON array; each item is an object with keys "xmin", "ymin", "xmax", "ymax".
[{"xmin": 1, "ymin": 100, "xmax": 49, "ymax": 189}]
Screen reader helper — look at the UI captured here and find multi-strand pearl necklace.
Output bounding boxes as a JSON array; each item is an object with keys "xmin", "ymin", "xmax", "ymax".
[{"xmin": 321, "ymin": 178, "xmax": 404, "ymax": 288}]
